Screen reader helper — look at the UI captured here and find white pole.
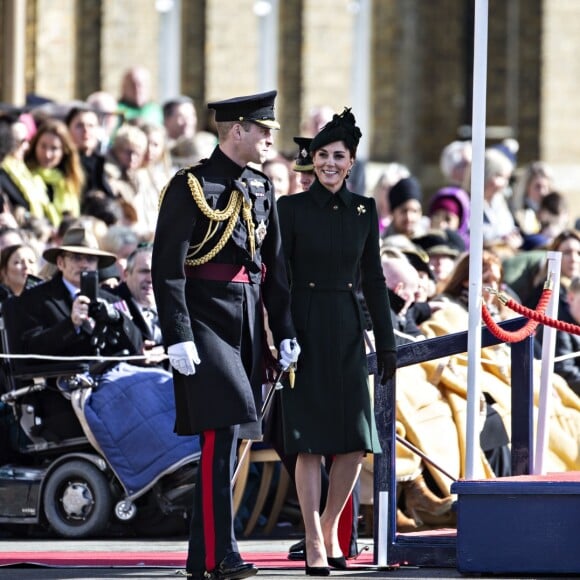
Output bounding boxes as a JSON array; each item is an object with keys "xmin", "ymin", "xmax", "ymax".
[
  {"xmin": 255, "ymin": 0, "xmax": 279, "ymax": 92},
  {"xmin": 350, "ymin": 0, "xmax": 371, "ymax": 161},
  {"xmin": 533, "ymin": 251, "xmax": 561, "ymax": 474},
  {"xmin": 376, "ymin": 490, "xmax": 389, "ymax": 567},
  {"xmin": 465, "ymin": 0, "xmax": 489, "ymax": 480},
  {"xmin": 157, "ymin": 0, "xmax": 181, "ymax": 103}
]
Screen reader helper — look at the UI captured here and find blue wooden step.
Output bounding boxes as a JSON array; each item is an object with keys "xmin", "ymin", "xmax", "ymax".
[{"xmin": 453, "ymin": 472, "xmax": 580, "ymax": 574}]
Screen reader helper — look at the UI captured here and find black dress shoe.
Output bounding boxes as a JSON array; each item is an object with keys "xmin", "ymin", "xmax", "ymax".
[
  {"xmin": 288, "ymin": 538, "xmax": 306, "ymax": 561},
  {"xmin": 210, "ymin": 552, "xmax": 258, "ymax": 580},
  {"xmin": 327, "ymin": 556, "xmax": 347, "ymax": 570}
]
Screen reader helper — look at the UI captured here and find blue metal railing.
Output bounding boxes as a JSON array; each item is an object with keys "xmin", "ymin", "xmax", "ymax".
[{"xmin": 369, "ymin": 317, "xmax": 534, "ymax": 567}]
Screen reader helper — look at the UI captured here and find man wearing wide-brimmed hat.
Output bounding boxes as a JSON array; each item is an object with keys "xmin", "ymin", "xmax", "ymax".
[
  {"xmin": 6, "ymin": 227, "xmax": 199, "ymax": 512},
  {"xmin": 7, "ymin": 226, "xmax": 141, "ymax": 361}
]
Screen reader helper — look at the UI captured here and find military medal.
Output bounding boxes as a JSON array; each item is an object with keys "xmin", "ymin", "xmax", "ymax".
[
  {"xmin": 249, "ymin": 179, "xmax": 265, "ymax": 196},
  {"xmin": 255, "ymin": 220, "xmax": 267, "ymax": 245}
]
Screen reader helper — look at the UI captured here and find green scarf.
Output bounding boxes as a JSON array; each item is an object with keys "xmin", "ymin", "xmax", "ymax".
[
  {"xmin": 0, "ymin": 156, "xmax": 59, "ymax": 225},
  {"xmin": 34, "ymin": 167, "xmax": 80, "ymax": 221}
]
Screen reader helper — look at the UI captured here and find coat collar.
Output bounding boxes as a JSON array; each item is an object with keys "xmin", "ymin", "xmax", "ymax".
[
  {"xmin": 43, "ymin": 273, "xmax": 77, "ymax": 318},
  {"xmin": 309, "ymin": 179, "xmax": 353, "ymax": 208},
  {"xmin": 209, "ymin": 146, "xmax": 245, "ymax": 178}
]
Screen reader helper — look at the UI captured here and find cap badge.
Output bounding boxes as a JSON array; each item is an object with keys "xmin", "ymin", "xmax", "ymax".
[{"xmin": 255, "ymin": 220, "xmax": 268, "ymax": 245}]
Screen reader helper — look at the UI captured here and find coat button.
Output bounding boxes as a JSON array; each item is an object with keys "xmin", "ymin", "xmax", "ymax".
[
  {"xmin": 332, "ymin": 205, "xmax": 339, "ymax": 210},
  {"xmin": 309, "ymin": 282, "xmax": 315, "ymax": 288}
]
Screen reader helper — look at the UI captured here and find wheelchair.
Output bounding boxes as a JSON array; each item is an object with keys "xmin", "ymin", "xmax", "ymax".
[{"xmin": 0, "ymin": 301, "xmax": 199, "ymax": 539}]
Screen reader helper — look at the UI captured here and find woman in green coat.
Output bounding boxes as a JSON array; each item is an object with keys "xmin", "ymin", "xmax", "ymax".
[{"xmin": 277, "ymin": 108, "xmax": 397, "ymax": 575}]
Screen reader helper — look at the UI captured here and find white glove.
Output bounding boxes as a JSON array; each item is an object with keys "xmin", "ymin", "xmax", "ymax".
[
  {"xmin": 279, "ymin": 338, "xmax": 300, "ymax": 371},
  {"xmin": 167, "ymin": 341, "xmax": 201, "ymax": 376}
]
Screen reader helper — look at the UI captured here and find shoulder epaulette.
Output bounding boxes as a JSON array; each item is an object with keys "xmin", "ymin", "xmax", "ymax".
[{"xmin": 177, "ymin": 159, "xmax": 207, "ymax": 176}]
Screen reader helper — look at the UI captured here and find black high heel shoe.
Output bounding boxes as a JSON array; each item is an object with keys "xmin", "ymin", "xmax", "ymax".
[
  {"xmin": 305, "ymin": 563, "xmax": 330, "ymax": 576},
  {"xmin": 304, "ymin": 547, "xmax": 330, "ymax": 576},
  {"xmin": 327, "ymin": 556, "xmax": 347, "ymax": 570}
]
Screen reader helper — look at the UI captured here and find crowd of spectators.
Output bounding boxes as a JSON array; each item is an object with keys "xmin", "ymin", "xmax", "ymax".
[{"xmin": 1, "ymin": 72, "xmax": 579, "ymax": 537}]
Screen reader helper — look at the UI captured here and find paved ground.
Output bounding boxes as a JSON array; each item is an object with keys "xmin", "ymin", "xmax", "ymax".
[{"xmin": 0, "ymin": 535, "xmax": 569, "ymax": 580}]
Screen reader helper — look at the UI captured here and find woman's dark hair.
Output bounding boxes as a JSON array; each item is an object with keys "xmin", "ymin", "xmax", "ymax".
[
  {"xmin": 81, "ymin": 190, "xmax": 123, "ymax": 226},
  {"xmin": 547, "ymin": 228, "xmax": 580, "ymax": 252},
  {"xmin": 539, "ymin": 190, "xmax": 567, "ymax": 217},
  {"xmin": 65, "ymin": 104, "xmax": 97, "ymax": 128},
  {"xmin": 0, "ymin": 244, "xmax": 24, "ymax": 273},
  {"xmin": 438, "ymin": 250, "xmax": 502, "ymax": 298}
]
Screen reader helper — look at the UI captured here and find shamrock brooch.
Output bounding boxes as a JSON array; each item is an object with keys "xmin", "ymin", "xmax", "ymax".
[{"xmin": 357, "ymin": 204, "xmax": 367, "ymax": 215}]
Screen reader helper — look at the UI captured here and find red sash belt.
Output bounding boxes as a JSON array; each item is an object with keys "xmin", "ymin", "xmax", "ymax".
[{"xmin": 184, "ymin": 263, "xmax": 251, "ymax": 283}]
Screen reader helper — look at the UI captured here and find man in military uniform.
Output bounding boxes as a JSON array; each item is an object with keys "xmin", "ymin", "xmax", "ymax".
[{"xmin": 152, "ymin": 90, "xmax": 300, "ymax": 580}]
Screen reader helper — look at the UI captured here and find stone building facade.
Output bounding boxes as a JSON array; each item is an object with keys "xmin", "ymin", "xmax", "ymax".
[{"xmin": 1, "ymin": 0, "xmax": 580, "ymax": 208}]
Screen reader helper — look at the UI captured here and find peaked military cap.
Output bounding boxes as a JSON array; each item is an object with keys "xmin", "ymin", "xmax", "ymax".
[
  {"xmin": 207, "ymin": 90, "xmax": 280, "ymax": 130},
  {"xmin": 292, "ymin": 136, "xmax": 314, "ymax": 172}
]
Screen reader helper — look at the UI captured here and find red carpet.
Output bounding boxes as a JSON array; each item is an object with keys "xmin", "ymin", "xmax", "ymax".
[{"xmin": 0, "ymin": 550, "xmax": 374, "ymax": 568}]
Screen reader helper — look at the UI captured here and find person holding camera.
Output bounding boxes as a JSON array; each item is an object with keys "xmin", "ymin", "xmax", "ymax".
[
  {"xmin": 5, "ymin": 227, "xmax": 197, "ymax": 494},
  {"xmin": 2, "ymin": 226, "xmax": 143, "ymax": 445},
  {"xmin": 10, "ymin": 226, "xmax": 143, "ymax": 359}
]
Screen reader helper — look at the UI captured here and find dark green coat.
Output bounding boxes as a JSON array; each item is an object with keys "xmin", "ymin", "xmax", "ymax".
[{"xmin": 277, "ymin": 181, "xmax": 395, "ymax": 455}]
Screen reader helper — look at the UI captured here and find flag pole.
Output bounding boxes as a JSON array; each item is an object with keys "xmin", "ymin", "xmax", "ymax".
[{"xmin": 465, "ymin": 0, "xmax": 489, "ymax": 480}]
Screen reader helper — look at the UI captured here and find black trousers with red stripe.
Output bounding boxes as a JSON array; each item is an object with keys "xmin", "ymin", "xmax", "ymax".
[{"xmin": 187, "ymin": 425, "xmax": 240, "ymax": 574}]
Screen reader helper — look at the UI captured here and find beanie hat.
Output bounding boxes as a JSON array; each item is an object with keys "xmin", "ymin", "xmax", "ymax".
[
  {"xmin": 310, "ymin": 107, "xmax": 362, "ymax": 155},
  {"xmin": 388, "ymin": 176, "xmax": 422, "ymax": 212},
  {"xmin": 429, "ymin": 196, "xmax": 463, "ymax": 220}
]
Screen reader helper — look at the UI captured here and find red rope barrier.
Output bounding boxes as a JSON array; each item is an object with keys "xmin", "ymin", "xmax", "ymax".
[
  {"xmin": 483, "ymin": 283, "xmax": 580, "ymax": 343},
  {"xmin": 504, "ymin": 298, "xmax": 580, "ymax": 335},
  {"xmin": 482, "ymin": 288, "xmax": 552, "ymax": 343}
]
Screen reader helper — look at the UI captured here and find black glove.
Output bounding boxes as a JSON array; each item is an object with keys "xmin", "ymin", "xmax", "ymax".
[
  {"xmin": 377, "ymin": 349, "xmax": 397, "ymax": 385},
  {"xmin": 89, "ymin": 299, "xmax": 121, "ymax": 325}
]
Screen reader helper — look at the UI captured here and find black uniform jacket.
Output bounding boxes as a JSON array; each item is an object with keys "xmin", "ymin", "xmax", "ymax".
[
  {"xmin": 6, "ymin": 273, "xmax": 143, "ymax": 364},
  {"xmin": 152, "ymin": 146, "xmax": 295, "ymax": 437},
  {"xmin": 277, "ymin": 180, "xmax": 395, "ymax": 455}
]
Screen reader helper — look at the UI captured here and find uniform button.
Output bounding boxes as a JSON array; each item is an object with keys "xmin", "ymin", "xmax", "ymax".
[
  {"xmin": 347, "ymin": 283, "xmax": 353, "ymax": 288},
  {"xmin": 309, "ymin": 282, "xmax": 315, "ymax": 288},
  {"xmin": 332, "ymin": 205, "xmax": 339, "ymax": 210}
]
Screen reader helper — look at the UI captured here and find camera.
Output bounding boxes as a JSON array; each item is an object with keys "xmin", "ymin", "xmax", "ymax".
[
  {"xmin": 80, "ymin": 271, "xmax": 120, "ymax": 325},
  {"xmin": 80, "ymin": 271, "xmax": 98, "ymax": 302}
]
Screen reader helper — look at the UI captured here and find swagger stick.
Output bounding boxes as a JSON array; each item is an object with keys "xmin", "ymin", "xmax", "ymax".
[
  {"xmin": 232, "ymin": 366, "xmax": 288, "ymax": 485},
  {"xmin": 395, "ymin": 435, "xmax": 457, "ymax": 483}
]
